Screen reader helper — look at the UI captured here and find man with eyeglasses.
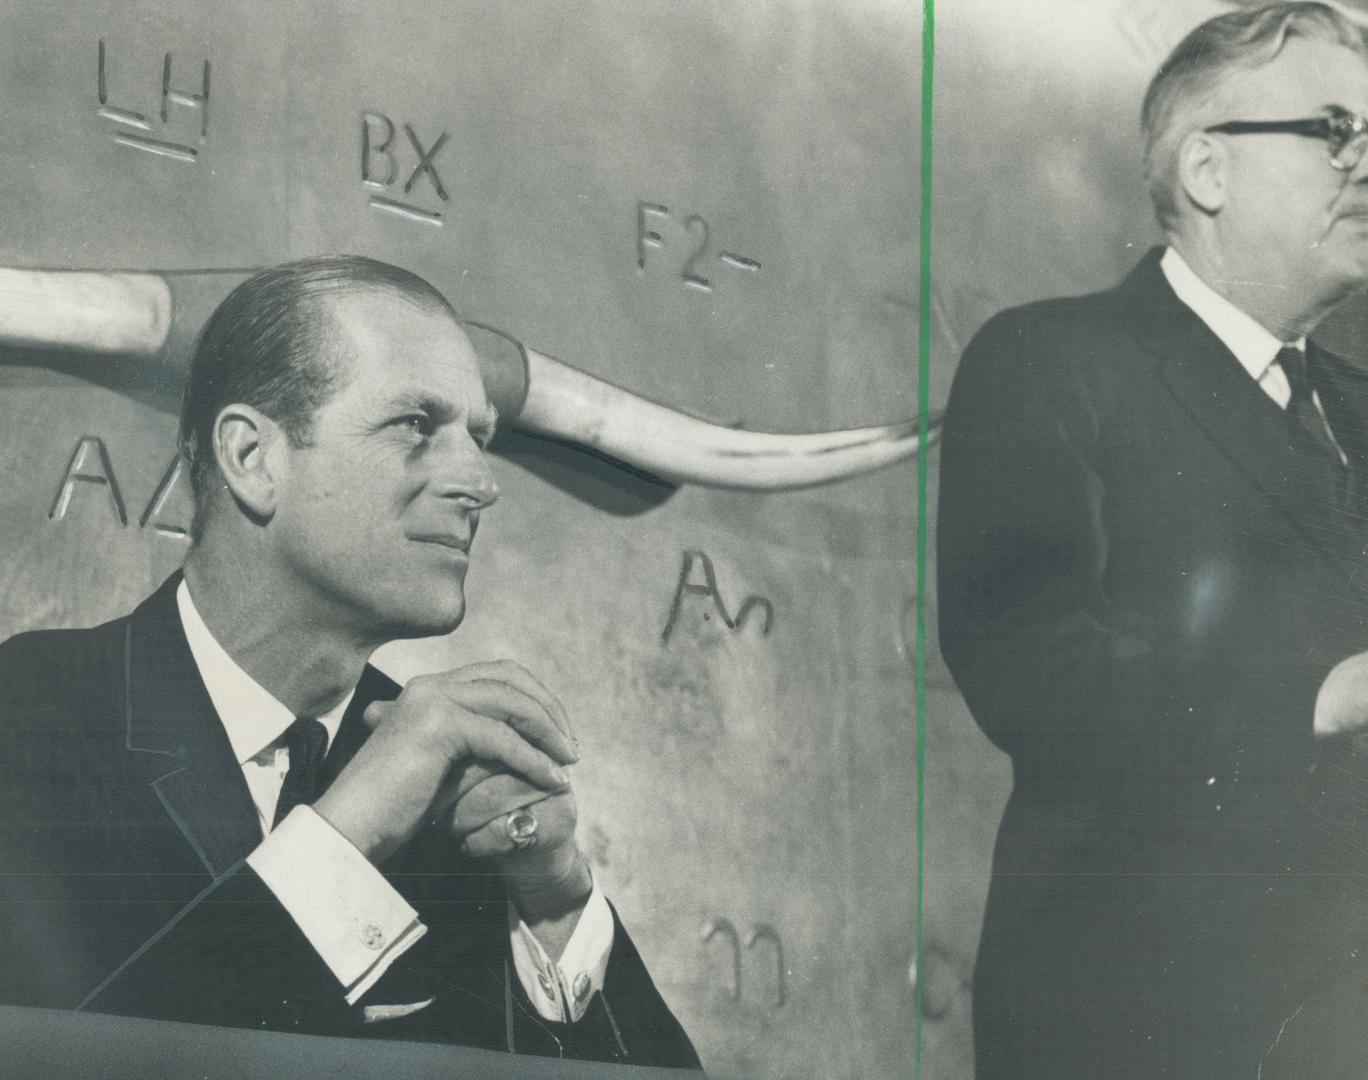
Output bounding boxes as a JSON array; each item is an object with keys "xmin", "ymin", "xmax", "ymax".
[{"xmin": 939, "ymin": 4, "xmax": 1368, "ymax": 1078}]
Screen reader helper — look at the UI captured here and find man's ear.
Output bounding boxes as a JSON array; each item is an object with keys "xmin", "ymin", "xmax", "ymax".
[
  {"xmin": 1176, "ymin": 130, "xmax": 1229, "ymax": 215},
  {"xmin": 211, "ymin": 404, "xmax": 286, "ymax": 520}
]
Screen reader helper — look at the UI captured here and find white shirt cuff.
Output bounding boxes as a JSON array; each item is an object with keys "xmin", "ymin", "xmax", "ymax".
[
  {"xmin": 246, "ymin": 806, "xmax": 426, "ymax": 1005},
  {"xmin": 508, "ymin": 876, "xmax": 614, "ymax": 1023}
]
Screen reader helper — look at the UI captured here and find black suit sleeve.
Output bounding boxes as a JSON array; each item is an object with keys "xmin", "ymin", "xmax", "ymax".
[
  {"xmin": 78, "ymin": 860, "xmax": 360, "ymax": 1033},
  {"xmin": 937, "ymin": 311, "xmax": 1189, "ymax": 794},
  {"xmin": 80, "ymin": 826, "xmax": 700, "ymax": 1068}
]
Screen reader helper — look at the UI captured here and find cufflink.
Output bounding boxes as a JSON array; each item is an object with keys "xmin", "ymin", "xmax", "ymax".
[{"xmin": 360, "ymin": 923, "xmax": 386, "ymax": 951}]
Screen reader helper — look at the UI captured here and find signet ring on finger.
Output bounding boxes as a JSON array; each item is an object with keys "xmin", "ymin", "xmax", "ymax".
[{"xmin": 506, "ymin": 807, "xmax": 539, "ymax": 850}]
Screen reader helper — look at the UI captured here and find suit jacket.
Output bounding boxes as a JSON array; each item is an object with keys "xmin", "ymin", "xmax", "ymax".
[
  {"xmin": 0, "ymin": 574, "xmax": 699, "ymax": 1070},
  {"xmin": 937, "ymin": 250, "xmax": 1368, "ymax": 1080}
]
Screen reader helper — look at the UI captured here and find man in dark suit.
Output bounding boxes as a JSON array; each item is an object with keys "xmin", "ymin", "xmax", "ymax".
[
  {"xmin": 0, "ymin": 256, "xmax": 698, "ymax": 1069},
  {"xmin": 938, "ymin": 5, "xmax": 1368, "ymax": 1077}
]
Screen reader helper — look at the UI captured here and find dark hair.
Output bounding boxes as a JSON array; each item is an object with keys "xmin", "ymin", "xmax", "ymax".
[
  {"xmin": 178, "ymin": 255, "xmax": 456, "ymax": 540},
  {"xmin": 1141, "ymin": 3, "xmax": 1368, "ymax": 228}
]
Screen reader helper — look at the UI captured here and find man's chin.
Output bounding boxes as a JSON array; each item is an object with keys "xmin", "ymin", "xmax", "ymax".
[
  {"xmin": 408, "ymin": 611, "xmax": 466, "ymax": 639},
  {"xmin": 382, "ymin": 597, "xmax": 467, "ymax": 640}
]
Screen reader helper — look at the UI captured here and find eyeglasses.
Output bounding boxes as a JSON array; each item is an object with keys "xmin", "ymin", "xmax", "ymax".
[{"xmin": 1205, "ymin": 106, "xmax": 1368, "ymax": 172}]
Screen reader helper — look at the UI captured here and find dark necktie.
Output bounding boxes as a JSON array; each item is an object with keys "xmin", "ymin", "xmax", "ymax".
[
  {"xmin": 272, "ymin": 716, "xmax": 329, "ymax": 828},
  {"xmin": 1276, "ymin": 345, "xmax": 1343, "ymax": 466}
]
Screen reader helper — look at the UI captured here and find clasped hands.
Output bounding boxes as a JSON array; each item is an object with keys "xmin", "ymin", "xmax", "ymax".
[{"xmin": 313, "ymin": 660, "xmax": 592, "ymax": 927}]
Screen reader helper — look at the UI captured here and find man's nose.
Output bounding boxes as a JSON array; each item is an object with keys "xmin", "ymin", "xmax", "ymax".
[{"xmin": 433, "ymin": 438, "xmax": 500, "ymax": 510}]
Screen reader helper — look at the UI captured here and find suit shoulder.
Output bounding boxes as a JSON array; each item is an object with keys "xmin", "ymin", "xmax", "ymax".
[
  {"xmin": 0, "ymin": 616, "xmax": 130, "ymax": 713},
  {"xmin": 0, "ymin": 613, "xmax": 129, "ymax": 667},
  {"xmin": 967, "ymin": 286, "xmax": 1132, "ymax": 360},
  {"xmin": 953, "ymin": 288, "xmax": 1137, "ymax": 410}
]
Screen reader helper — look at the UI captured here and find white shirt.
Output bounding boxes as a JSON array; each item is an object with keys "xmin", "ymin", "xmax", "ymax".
[
  {"xmin": 1160, "ymin": 247, "xmax": 1347, "ymax": 464},
  {"xmin": 175, "ymin": 579, "xmax": 612, "ymax": 1021}
]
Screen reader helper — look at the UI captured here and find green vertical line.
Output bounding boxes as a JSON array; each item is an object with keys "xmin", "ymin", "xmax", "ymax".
[{"xmin": 914, "ymin": 1, "xmax": 933, "ymax": 1079}]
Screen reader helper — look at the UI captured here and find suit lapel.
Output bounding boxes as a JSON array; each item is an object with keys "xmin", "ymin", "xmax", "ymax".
[
  {"xmin": 122, "ymin": 574, "xmax": 262, "ymax": 880},
  {"xmin": 1125, "ymin": 252, "xmax": 1368, "ymax": 584},
  {"xmin": 121, "ymin": 577, "xmax": 402, "ymax": 880},
  {"xmin": 319, "ymin": 664, "xmax": 400, "ymax": 790},
  {"xmin": 1309, "ymin": 341, "xmax": 1368, "ymax": 468}
]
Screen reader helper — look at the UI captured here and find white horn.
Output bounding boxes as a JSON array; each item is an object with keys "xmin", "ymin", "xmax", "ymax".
[
  {"xmin": 0, "ymin": 268, "xmax": 170, "ymax": 355},
  {"xmin": 515, "ymin": 347, "xmax": 936, "ymax": 490},
  {"xmin": 0, "ymin": 268, "xmax": 937, "ymax": 491}
]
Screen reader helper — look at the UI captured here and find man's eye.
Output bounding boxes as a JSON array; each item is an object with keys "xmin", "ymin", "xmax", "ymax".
[{"xmin": 400, "ymin": 415, "xmax": 434, "ymax": 438}]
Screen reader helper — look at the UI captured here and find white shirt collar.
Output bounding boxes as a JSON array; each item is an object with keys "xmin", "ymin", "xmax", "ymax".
[
  {"xmin": 1160, "ymin": 246, "xmax": 1305, "ymax": 378},
  {"xmin": 176, "ymin": 579, "xmax": 352, "ymax": 765}
]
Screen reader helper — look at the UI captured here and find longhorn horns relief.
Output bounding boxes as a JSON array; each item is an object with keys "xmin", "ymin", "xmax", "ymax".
[{"xmin": 0, "ymin": 265, "xmax": 938, "ymax": 490}]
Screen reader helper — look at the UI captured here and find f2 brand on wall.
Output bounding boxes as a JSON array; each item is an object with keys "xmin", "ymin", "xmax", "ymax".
[{"xmin": 637, "ymin": 201, "xmax": 761, "ymax": 294}]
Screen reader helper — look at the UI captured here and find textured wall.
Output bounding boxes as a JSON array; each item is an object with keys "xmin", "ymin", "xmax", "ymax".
[{"xmin": 0, "ymin": 3, "xmax": 921, "ymax": 1079}]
